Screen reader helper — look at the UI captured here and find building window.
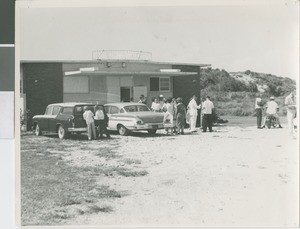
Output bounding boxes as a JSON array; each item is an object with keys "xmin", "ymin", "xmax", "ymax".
[
  {"xmin": 159, "ymin": 77, "xmax": 170, "ymax": 91},
  {"xmin": 64, "ymin": 76, "xmax": 89, "ymax": 93},
  {"xmin": 150, "ymin": 78, "xmax": 159, "ymax": 91},
  {"xmin": 150, "ymin": 77, "xmax": 170, "ymax": 91}
]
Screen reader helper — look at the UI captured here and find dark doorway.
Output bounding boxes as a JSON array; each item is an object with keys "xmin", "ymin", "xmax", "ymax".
[{"xmin": 120, "ymin": 87, "xmax": 131, "ymax": 102}]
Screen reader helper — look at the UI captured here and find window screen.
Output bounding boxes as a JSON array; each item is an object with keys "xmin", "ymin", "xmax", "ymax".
[
  {"xmin": 159, "ymin": 77, "xmax": 170, "ymax": 91},
  {"xmin": 150, "ymin": 78, "xmax": 159, "ymax": 91},
  {"xmin": 64, "ymin": 76, "xmax": 89, "ymax": 93}
]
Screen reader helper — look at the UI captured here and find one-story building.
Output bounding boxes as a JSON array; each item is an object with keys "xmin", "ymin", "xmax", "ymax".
[{"xmin": 20, "ymin": 58, "xmax": 210, "ymax": 129}]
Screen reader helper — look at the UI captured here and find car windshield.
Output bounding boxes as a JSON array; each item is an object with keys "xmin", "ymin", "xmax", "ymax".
[{"xmin": 123, "ymin": 105, "xmax": 150, "ymax": 112}]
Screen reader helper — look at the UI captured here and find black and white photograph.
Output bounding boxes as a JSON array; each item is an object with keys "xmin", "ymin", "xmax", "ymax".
[{"xmin": 15, "ymin": 0, "xmax": 299, "ymax": 227}]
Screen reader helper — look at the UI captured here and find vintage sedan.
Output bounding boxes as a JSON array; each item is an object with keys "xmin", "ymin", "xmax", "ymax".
[
  {"xmin": 104, "ymin": 102, "xmax": 164, "ymax": 135},
  {"xmin": 32, "ymin": 102, "xmax": 99, "ymax": 139}
]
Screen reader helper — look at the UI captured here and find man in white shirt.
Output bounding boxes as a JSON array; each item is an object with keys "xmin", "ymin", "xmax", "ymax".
[
  {"xmin": 83, "ymin": 106, "xmax": 96, "ymax": 140},
  {"xmin": 285, "ymin": 90, "xmax": 297, "ymax": 133},
  {"xmin": 202, "ymin": 96, "xmax": 214, "ymax": 132},
  {"xmin": 187, "ymin": 95, "xmax": 200, "ymax": 132},
  {"xmin": 262, "ymin": 97, "xmax": 282, "ymax": 128}
]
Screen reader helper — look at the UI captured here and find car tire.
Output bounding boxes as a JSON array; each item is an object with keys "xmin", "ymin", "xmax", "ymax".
[
  {"xmin": 34, "ymin": 124, "xmax": 42, "ymax": 136},
  {"xmin": 118, "ymin": 125, "xmax": 129, "ymax": 136},
  {"xmin": 148, "ymin": 129, "xmax": 157, "ymax": 135},
  {"xmin": 58, "ymin": 125, "xmax": 67, "ymax": 139}
]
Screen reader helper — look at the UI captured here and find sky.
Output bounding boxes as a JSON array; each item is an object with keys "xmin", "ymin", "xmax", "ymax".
[{"xmin": 18, "ymin": 1, "xmax": 299, "ymax": 80}]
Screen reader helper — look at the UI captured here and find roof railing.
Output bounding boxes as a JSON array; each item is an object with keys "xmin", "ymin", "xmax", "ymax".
[{"xmin": 92, "ymin": 50, "xmax": 152, "ymax": 61}]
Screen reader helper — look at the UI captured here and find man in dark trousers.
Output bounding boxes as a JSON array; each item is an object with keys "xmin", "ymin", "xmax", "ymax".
[
  {"xmin": 202, "ymin": 96, "xmax": 214, "ymax": 132},
  {"xmin": 255, "ymin": 94, "xmax": 264, "ymax": 129}
]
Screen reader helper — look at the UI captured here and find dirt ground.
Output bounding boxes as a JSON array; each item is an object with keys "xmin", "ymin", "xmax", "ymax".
[{"xmin": 21, "ymin": 118, "xmax": 299, "ymax": 227}]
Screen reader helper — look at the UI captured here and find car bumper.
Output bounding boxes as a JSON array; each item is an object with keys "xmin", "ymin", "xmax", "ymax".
[
  {"xmin": 128, "ymin": 123, "xmax": 164, "ymax": 130},
  {"xmin": 67, "ymin": 127, "xmax": 87, "ymax": 132}
]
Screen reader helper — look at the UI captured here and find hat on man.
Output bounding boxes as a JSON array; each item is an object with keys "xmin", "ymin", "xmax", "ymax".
[
  {"xmin": 270, "ymin": 96, "xmax": 275, "ymax": 100},
  {"xmin": 159, "ymin": 94, "xmax": 164, "ymax": 98}
]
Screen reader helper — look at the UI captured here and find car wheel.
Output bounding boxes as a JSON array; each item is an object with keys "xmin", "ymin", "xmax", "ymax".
[
  {"xmin": 148, "ymin": 129, "xmax": 157, "ymax": 135},
  {"xmin": 35, "ymin": 124, "xmax": 42, "ymax": 136},
  {"xmin": 118, "ymin": 125, "xmax": 129, "ymax": 136},
  {"xmin": 58, "ymin": 125, "xmax": 67, "ymax": 139}
]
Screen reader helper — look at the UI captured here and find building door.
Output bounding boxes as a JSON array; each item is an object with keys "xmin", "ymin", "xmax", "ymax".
[{"xmin": 120, "ymin": 87, "xmax": 131, "ymax": 102}]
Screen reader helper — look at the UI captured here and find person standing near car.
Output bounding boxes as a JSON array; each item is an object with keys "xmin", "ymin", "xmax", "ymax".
[
  {"xmin": 138, "ymin": 94, "xmax": 147, "ymax": 105},
  {"xmin": 151, "ymin": 98, "xmax": 161, "ymax": 112},
  {"xmin": 202, "ymin": 96, "xmax": 214, "ymax": 132},
  {"xmin": 187, "ymin": 95, "xmax": 200, "ymax": 132},
  {"xmin": 83, "ymin": 106, "xmax": 96, "ymax": 140},
  {"xmin": 94, "ymin": 105, "xmax": 110, "ymax": 139},
  {"xmin": 255, "ymin": 94, "xmax": 264, "ymax": 129},
  {"xmin": 176, "ymin": 97, "xmax": 186, "ymax": 135},
  {"xmin": 158, "ymin": 94, "xmax": 165, "ymax": 112},
  {"xmin": 163, "ymin": 97, "xmax": 176, "ymax": 135},
  {"xmin": 285, "ymin": 90, "xmax": 297, "ymax": 134}
]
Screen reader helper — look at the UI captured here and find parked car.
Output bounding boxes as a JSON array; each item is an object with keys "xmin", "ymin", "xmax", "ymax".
[
  {"xmin": 32, "ymin": 102, "xmax": 101, "ymax": 139},
  {"xmin": 104, "ymin": 102, "xmax": 164, "ymax": 135}
]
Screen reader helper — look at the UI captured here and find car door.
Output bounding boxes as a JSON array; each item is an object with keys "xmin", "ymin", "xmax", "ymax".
[
  {"xmin": 109, "ymin": 106, "xmax": 120, "ymax": 130},
  {"xmin": 104, "ymin": 106, "xmax": 112, "ymax": 130},
  {"xmin": 48, "ymin": 105, "xmax": 61, "ymax": 132},
  {"xmin": 38, "ymin": 105, "xmax": 52, "ymax": 131},
  {"xmin": 74, "ymin": 105, "xmax": 87, "ymax": 128}
]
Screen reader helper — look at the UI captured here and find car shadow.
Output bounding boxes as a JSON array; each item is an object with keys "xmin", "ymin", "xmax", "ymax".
[{"xmin": 43, "ymin": 133, "xmax": 114, "ymax": 141}]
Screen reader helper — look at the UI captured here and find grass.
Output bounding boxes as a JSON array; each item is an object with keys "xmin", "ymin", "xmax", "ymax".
[
  {"xmin": 21, "ymin": 134, "xmax": 148, "ymax": 226},
  {"xmin": 95, "ymin": 148, "xmax": 120, "ymax": 159},
  {"xmin": 123, "ymin": 158, "xmax": 142, "ymax": 165}
]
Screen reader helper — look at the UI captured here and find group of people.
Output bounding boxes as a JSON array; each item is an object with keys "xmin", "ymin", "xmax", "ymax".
[
  {"xmin": 82, "ymin": 105, "xmax": 110, "ymax": 140},
  {"xmin": 83, "ymin": 90, "xmax": 296, "ymax": 139},
  {"xmin": 187, "ymin": 95, "xmax": 215, "ymax": 133},
  {"xmin": 147, "ymin": 94, "xmax": 215, "ymax": 134},
  {"xmin": 255, "ymin": 90, "xmax": 297, "ymax": 134},
  {"xmin": 148, "ymin": 95, "xmax": 186, "ymax": 135}
]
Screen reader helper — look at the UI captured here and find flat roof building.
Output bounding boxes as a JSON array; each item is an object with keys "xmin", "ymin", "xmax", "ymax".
[{"xmin": 20, "ymin": 58, "xmax": 210, "ymax": 129}]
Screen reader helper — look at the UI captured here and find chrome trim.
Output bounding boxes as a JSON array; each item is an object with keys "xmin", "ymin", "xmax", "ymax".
[{"xmin": 68, "ymin": 127, "xmax": 87, "ymax": 132}]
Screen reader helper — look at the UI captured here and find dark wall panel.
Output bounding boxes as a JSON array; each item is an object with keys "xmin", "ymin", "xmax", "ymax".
[
  {"xmin": 0, "ymin": 0, "xmax": 14, "ymax": 44},
  {"xmin": 0, "ymin": 47, "xmax": 14, "ymax": 91},
  {"xmin": 23, "ymin": 63, "xmax": 63, "ymax": 129},
  {"xmin": 172, "ymin": 65, "xmax": 200, "ymax": 105},
  {"xmin": 172, "ymin": 65, "xmax": 201, "ymax": 126}
]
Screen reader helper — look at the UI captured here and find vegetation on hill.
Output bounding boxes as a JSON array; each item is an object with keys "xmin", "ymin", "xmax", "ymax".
[{"xmin": 199, "ymin": 68, "xmax": 296, "ymax": 116}]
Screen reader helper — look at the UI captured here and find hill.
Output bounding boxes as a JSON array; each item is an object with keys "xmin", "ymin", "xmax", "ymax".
[{"xmin": 199, "ymin": 68, "xmax": 296, "ymax": 116}]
